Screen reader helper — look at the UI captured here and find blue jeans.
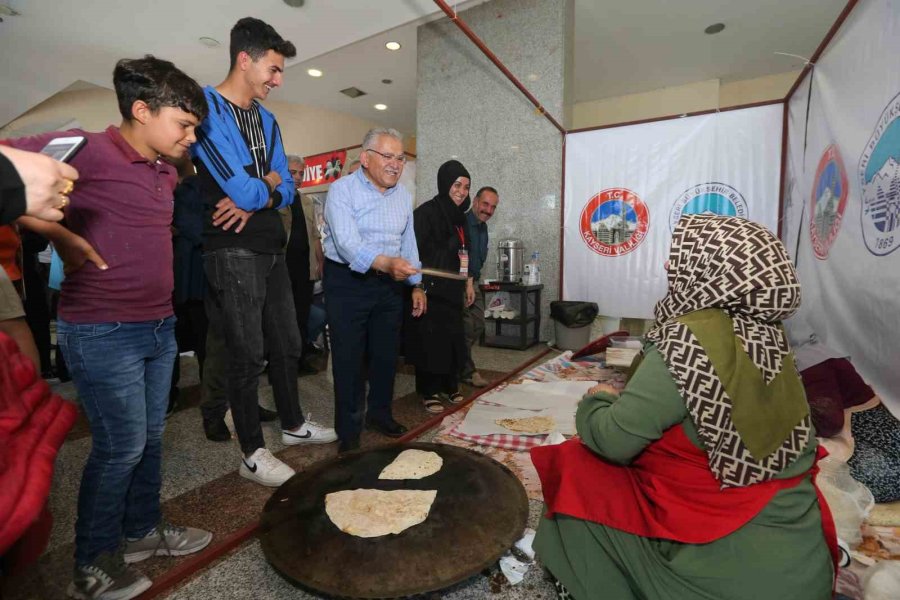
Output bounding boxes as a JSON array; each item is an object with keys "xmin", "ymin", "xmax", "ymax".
[{"xmin": 57, "ymin": 316, "xmax": 176, "ymax": 566}]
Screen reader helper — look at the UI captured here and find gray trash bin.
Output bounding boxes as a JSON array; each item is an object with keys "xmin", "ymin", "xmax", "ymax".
[{"xmin": 550, "ymin": 301, "xmax": 598, "ymax": 351}]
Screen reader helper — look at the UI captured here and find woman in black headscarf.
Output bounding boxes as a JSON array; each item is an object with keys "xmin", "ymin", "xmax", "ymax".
[{"xmin": 405, "ymin": 160, "xmax": 475, "ymax": 413}]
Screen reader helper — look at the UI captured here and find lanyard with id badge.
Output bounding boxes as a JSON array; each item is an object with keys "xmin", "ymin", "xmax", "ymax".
[{"xmin": 456, "ymin": 226, "xmax": 469, "ymax": 277}]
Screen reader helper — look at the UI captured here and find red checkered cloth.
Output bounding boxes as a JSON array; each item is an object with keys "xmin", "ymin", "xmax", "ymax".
[
  {"xmin": 446, "ymin": 393, "xmax": 551, "ymax": 451},
  {"xmin": 446, "ymin": 414, "xmax": 546, "ymax": 451},
  {"xmin": 445, "ymin": 351, "xmax": 625, "ymax": 452}
]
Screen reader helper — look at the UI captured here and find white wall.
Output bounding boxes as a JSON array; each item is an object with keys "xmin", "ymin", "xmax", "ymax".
[{"xmin": 572, "ymin": 71, "xmax": 801, "ymax": 130}]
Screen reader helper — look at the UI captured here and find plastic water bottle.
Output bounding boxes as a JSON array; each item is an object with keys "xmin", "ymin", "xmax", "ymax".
[{"xmin": 527, "ymin": 251, "xmax": 541, "ymax": 285}]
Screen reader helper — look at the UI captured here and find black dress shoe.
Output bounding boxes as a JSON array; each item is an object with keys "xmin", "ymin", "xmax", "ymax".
[
  {"xmin": 203, "ymin": 418, "xmax": 231, "ymax": 442},
  {"xmin": 303, "ymin": 343, "xmax": 324, "ymax": 357},
  {"xmin": 166, "ymin": 389, "xmax": 179, "ymax": 419},
  {"xmin": 297, "ymin": 360, "xmax": 318, "ymax": 377},
  {"xmin": 365, "ymin": 417, "xmax": 408, "ymax": 438},
  {"xmin": 258, "ymin": 406, "xmax": 278, "ymax": 422},
  {"xmin": 339, "ymin": 438, "xmax": 360, "ymax": 453}
]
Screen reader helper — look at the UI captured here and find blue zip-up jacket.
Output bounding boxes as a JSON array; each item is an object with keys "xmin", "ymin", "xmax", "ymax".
[{"xmin": 192, "ymin": 86, "xmax": 295, "ymax": 254}]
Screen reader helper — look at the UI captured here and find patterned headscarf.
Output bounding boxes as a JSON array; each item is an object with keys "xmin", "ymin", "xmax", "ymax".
[{"xmin": 645, "ymin": 215, "xmax": 812, "ymax": 488}]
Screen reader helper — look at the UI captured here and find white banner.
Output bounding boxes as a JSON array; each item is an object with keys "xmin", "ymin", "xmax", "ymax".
[
  {"xmin": 783, "ymin": 0, "xmax": 900, "ymax": 413},
  {"xmin": 563, "ymin": 104, "xmax": 783, "ymax": 318}
]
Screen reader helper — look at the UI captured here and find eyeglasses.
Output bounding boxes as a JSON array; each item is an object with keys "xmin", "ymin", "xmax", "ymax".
[{"xmin": 365, "ymin": 149, "xmax": 407, "ymax": 164}]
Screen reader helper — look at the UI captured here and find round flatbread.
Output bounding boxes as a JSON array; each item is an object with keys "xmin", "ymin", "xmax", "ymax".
[
  {"xmin": 495, "ymin": 415, "xmax": 556, "ymax": 435},
  {"xmin": 378, "ymin": 449, "xmax": 443, "ymax": 480},
  {"xmin": 325, "ymin": 489, "xmax": 438, "ymax": 538}
]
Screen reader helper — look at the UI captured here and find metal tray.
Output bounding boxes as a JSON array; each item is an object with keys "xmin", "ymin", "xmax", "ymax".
[{"xmin": 259, "ymin": 442, "xmax": 529, "ymax": 599}]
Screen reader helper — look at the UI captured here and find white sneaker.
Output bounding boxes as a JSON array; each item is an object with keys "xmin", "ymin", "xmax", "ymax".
[
  {"xmin": 282, "ymin": 415, "xmax": 338, "ymax": 445},
  {"xmin": 239, "ymin": 448, "xmax": 295, "ymax": 487}
]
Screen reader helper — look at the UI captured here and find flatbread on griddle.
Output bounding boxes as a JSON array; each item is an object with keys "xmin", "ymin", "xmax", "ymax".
[
  {"xmin": 325, "ymin": 489, "xmax": 437, "ymax": 538},
  {"xmin": 378, "ymin": 449, "xmax": 443, "ymax": 480},
  {"xmin": 495, "ymin": 415, "xmax": 556, "ymax": 434}
]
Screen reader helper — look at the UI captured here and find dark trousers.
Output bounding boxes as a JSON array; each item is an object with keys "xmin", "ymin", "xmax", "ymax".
[
  {"xmin": 288, "ymin": 268, "xmax": 314, "ymax": 352},
  {"xmin": 203, "ymin": 248, "xmax": 304, "ymax": 455},
  {"xmin": 460, "ymin": 287, "xmax": 485, "ymax": 380},
  {"xmin": 200, "ymin": 311, "xmax": 226, "ymax": 421},
  {"xmin": 170, "ymin": 299, "xmax": 208, "ymax": 396},
  {"xmin": 324, "ymin": 260, "xmax": 403, "ymax": 443},
  {"xmin": 22, "ymin": 253, "xmax": 51, "ymax": 373}
]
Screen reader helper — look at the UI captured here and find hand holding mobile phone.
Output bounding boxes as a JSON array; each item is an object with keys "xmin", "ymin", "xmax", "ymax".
[
  {"xmin": 39, "ymin": 136, "xmax": 86, "ymax": 163},
  {"xmin": 0, "ymin": 144, "xmax": 80, "ymax": 222}
]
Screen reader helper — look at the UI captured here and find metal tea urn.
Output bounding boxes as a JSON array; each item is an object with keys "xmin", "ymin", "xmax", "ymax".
[{"xmin": 497, "ymin": 238, "xmax": 525, "ymax": 282}]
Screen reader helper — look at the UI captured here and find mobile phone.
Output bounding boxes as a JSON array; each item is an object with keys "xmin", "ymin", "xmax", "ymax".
[{"xmin": 40, "ymin": 136, "xmax": 86, "ymax": 163}]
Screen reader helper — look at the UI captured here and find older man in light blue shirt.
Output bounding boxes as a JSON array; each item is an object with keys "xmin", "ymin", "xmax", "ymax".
[{"xmin": 323, "ymin": 127, "xmax": 426, "ymax": 451}]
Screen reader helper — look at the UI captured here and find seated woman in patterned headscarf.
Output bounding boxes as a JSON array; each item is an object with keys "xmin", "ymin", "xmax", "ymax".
[{"xmin": 532, "ymin": 215, "xmax": 836, "ymax": 600}]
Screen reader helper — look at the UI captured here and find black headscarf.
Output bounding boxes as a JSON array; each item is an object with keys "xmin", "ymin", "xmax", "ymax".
[{"xmin": 433, "ymin": 160, "xmax": 471, "ymax": 225}]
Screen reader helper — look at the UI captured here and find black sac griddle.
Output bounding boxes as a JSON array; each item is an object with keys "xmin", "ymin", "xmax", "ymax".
[{"xmin": 259, "ymin": 442, "xmax": 529, "ymax": 599}]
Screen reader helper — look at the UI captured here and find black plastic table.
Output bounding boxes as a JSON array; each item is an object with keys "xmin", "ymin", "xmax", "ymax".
[{"xmin": 479, "ymin": 282, "xmax": 543, "ymax": 350}]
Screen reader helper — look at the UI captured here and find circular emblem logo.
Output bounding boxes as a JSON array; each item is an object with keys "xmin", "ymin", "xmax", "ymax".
[
  {"xmin": 669, "ymin": 182, "xmax": 748, "ymax": 231},
  {"xmin": 859, "ymin": 91, "xmax": 900, "ymax": 256},
  {"xmin": 809, "ymin": 145, "xmax": 849, "ymax": 260},
  {"xmin": 579, "ymin": 188, "xmax": 650, "ymax": 257}
]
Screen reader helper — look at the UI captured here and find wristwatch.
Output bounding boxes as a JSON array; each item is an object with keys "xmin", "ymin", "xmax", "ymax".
[{"xmin": 413, "ymin": 283, "xmax": 426, "ymax": 293}]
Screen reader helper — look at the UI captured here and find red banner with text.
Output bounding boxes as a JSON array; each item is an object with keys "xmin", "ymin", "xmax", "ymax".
[{"xmin": 301, "ymin": 150, "xmax": 347, "ymax": 188}]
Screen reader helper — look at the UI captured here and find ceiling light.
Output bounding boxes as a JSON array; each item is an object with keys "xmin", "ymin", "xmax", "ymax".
[
  {"xmin": 198, "ymin": 37, "xmax": 220, "ymax": 48},
  {"xmin": 704, "ymin": 23, "xmax": 725, "ymax": 35},
  {"xmin": 307, "ymin": 68, "xmax": 323, "ymax": 78},
  {"xmin": 385, "ymin": 41, "xmax": 402, "ymax": 51},
  {"xmin": 374, "ymin": 104, "xmax": 388, "ymax": 111}
]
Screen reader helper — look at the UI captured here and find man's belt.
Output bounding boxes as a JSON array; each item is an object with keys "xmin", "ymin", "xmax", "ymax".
[{"xmin": 325, "ymin": 258, "xmax": 393, "ymax": 280}]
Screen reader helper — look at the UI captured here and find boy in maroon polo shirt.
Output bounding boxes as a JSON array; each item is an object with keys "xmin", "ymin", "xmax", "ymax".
[{"xmin": 5, "ymin": 56, "xmax": 214, "ymax": 600}]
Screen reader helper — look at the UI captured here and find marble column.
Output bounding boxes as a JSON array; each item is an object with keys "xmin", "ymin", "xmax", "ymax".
[{"xmin": 416, "ymin": 0, "xmax": 574, "ymax": 340}]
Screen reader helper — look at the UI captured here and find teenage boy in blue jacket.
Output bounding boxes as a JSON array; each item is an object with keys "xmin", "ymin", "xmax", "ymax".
[{"xmin": 192, "ymin": 17, "xmax": 336, "ymax": 488}]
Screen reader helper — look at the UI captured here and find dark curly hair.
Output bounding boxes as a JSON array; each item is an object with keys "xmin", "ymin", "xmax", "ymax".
[
  {"xmin": 113, "ymin": 55, "xmax": 208, "ymax": 122},
  {"xmin": 229, "ymin": 17, "xmax": 297, "ymax": 70}
]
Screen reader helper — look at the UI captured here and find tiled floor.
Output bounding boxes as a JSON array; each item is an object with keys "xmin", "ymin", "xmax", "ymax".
[{"xmin": 13, "ymin": 343, "xmax": 554, "ymax": 600}]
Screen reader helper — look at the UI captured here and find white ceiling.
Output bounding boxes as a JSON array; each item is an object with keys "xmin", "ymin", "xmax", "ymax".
[
  {"xmin": 0, "ymin": 0, "xmax": 849, "ymax": 133},
  {"xmin": 280, "ymin": 20, "xmax": 422, "ymax": 134},
  {"xmin": 573, "ymin": 0, "xmax": 847, "ymax": 102},
  {"xmin": 0, "ymin": 0, "xmax": 470, "ymax": 128}
]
